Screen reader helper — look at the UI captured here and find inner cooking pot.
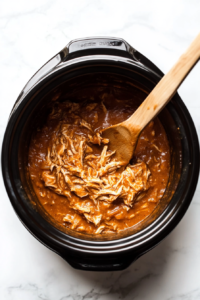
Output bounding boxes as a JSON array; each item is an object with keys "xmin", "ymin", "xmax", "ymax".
[{"xmin": 2, "ymin": 37, "xmax": 199, "ymax": 271}]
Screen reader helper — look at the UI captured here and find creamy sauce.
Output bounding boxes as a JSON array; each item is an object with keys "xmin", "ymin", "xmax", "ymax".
[{"xmin": 28, "ymin": 95, "xmax": 170, "ymax": 234}]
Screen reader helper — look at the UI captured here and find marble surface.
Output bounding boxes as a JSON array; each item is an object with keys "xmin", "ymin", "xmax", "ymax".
[{"xmin": 0, "ymin": 0, "xmax": 200, "ymax": 299}]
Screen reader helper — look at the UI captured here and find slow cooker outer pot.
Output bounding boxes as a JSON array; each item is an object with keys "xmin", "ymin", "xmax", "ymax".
[{"xmin": 2, "ymin": 37, "xmax": 200, "ymax": 271}]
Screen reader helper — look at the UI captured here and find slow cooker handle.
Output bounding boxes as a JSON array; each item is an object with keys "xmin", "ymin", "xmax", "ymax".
[
  {"xmin": 62, "ymin": 36, "xmax": 137, "ymax": 60},
  {"xmin": 61, "ymin": 253, "xmax": 139, "ymax": 271}
]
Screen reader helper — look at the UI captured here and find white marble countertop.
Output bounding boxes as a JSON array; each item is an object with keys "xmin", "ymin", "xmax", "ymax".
[{"xmin": 0, "ymin": 1, "xmax": 200, "ymax": 299}]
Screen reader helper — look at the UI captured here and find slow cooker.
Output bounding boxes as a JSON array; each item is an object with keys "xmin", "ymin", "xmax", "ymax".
[{"xmin": 2, "ymin": 37, "xmax": 199, "ymax": 271}]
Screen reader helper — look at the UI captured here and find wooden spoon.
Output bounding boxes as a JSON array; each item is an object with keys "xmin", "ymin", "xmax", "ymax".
[{"xmin": 102, "ymin": 33, "xmax": 200, "ymax": 165}]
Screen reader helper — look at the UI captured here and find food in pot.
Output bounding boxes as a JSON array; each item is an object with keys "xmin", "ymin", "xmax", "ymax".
[{"xmin": 28, "ymin": 93, "xmax": 170, "ymax": 234}]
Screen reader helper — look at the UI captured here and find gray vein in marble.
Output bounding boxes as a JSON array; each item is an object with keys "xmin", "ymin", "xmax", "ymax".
[
  {"xmin": 167, "ymin": 288, "xmax": 200, "ymax": 300},
  {"xmin": 6, "ymin": 283, "xmax": 49, "ymax": 300},
  {"xmin": 58, "ymin": 272, "xmax": 154, "ymax": 300}
]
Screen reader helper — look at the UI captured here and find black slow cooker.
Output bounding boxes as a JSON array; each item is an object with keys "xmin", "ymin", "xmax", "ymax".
[{"xmin": 2, "ymin": 37, "xmax": 199, "ymax": 271}]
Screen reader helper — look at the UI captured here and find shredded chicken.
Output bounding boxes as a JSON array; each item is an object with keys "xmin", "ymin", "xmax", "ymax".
[
  {"xmin": 80, "ymin": 119, "xmax": 93, "ymax": 132},
  {"xmin": 42, "ymin": 103, "xmax": 151, "ymax": 233}
]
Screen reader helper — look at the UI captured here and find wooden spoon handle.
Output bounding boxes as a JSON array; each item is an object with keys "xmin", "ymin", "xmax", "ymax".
[{"xmin": 124, "ymin": 33, "xmax": 200, "ymax": 132}]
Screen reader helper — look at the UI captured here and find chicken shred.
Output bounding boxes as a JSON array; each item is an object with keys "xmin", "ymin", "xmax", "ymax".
[{"xmin": 41, "ymin": 107, "xmax": 151, "ymax": 233}]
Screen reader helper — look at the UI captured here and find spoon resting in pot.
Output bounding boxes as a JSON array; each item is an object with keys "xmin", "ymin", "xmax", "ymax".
[{"xmin": 102, "ymin": 33, "xmax": 200, "ymax": 165}]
